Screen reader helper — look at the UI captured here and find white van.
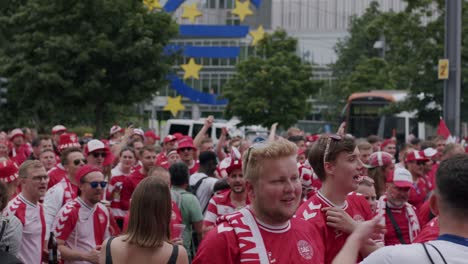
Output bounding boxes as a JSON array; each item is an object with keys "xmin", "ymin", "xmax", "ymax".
[{"xmin": 163, "ymin": 119, "xmax": 232, "ymax": 144}]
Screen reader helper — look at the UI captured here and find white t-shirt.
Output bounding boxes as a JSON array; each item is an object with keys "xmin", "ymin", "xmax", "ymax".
[
  {"xmin": 189, "ymin": 172, "xmax": 218, "ymax": 211},
  {"xmin": 361, "ymin": 239, "xmax": 468, "ymax": 264}
]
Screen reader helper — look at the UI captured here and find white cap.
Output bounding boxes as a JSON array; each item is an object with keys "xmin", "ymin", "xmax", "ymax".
[{"xmin": 86, "ymin": 139, "xmax": 106, "ymax": 154}]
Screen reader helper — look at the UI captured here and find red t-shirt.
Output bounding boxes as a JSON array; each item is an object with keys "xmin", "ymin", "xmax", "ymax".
[
  {"xmin": 194, "ymin": 214, "xmax": 325, "ymax": 264},
  {"xmin": 122, "ymin": 201, "xmax": 183, "ymax": 240},
  {"xmin": 408, "ymin": 177, "xmax": 428, "ymax": 210},
  {"xmin": 296, "ymin": 191, "xmax": 372, "ymax": 264},
  {"xmin": 413, "ymin": 217, "xmax": 439, "ymax": 243},
  {"xmin": 384, "ymin": 206, "xmax": 412, "ymax": 245}
]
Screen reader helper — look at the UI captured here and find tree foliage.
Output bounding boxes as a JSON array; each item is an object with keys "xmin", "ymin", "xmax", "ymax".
[
  {"xmin": 223, "ymin": 30, "xmax": 320, "ymax": 129},
  {"xmin": 0, "ymin": 0, "xmax": 178, "ymax": 135},
  {"xmin": 331, "ymin": 0, "xmax": 468, "ymax": 126}
]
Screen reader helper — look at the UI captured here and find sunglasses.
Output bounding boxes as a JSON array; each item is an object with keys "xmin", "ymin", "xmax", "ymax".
[
  {"xmin": 323, "ymin": 134, "xmax": 342, "ymax": 164},
  {"xmin": 92, "ymin": 152, "xmax": 107, "ymax": 158},
  {"xmin": 179, "ymin": 147, "xmax": 193, "ymax": 152},
  {"xmin": 416, "ymin": 161, "xmax": 426, "ymax": 166},
  {"xmin": 84, "ymin": 181, "xmax": 107, "ymax": 188},
  {"xmin": 244, "ymin": 143, "xmax": 266, "ymax": 174},
  {"xmin": 73, "ymin": 159, "xmax": 87, "ymax": 166}
]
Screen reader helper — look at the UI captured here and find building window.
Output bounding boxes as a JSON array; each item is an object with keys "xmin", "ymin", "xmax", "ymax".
[{"xmin": 209, "ymin": 0, "xmax": 216, "ymax": 8}]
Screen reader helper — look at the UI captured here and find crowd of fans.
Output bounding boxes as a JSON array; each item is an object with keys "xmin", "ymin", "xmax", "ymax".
[{"xmin": 0, "ymin": 118, "xmax": 468, "ymax": 263}]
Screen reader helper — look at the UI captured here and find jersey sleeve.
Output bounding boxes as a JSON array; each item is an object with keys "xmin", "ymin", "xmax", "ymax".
[
  {"xmin": 53, "ymin": 203, "xmax": 78, "ymax": 241},
  {"xmin": 193, "ymin": 223, "xmax": 239, "ymax": 264},
  {"xmin": 43, "ymin": 186, "xmax": 64, "ymax": 232},
  {"xmin": 203, "ymin": 198, "xmax": 218, "ymax": 227}
]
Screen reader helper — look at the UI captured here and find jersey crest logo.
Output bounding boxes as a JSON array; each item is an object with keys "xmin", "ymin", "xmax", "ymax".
[
  {"xmin": 353, "ymin": 214, "xmax": 365, "ymax": 222},
  {"xmin": 297, "ymin": 240, "xmax": 313, "ymax": 260},
  {"xmin": 98, "ymin": 213, "xmax": 106, "ymax": 224}
]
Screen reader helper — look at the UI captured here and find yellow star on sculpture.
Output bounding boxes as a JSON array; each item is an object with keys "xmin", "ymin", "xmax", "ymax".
[
  {"xmin": 164, "ymin": 96, "xmax": 185, "ymax": 117},
  {"xmin": 181, "ymin": 58, "xmax": 203, "ymax": 79},
  {"xmin": 249, "ymin": 25, "xmax": 265, "ymax": 46},
  {"xmin": 143, "ymin": 0, "xmax": 161, "ymax": 11},
  {"xmin": 231, "ymin": 0, "xmax": 253, "ymax": 22},
  {"xmin": 182, "ymin": 3, "xmax": 202, "ymax": 23}
]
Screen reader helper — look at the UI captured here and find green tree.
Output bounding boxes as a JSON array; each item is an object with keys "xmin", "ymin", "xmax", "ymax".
[
  {"xmin": 0, "ymin": 0, "xmax": 178, "ymax": 135},
  {"xmin": 331, "ymin": 0, "xmax": 468, "ymax": 126},
  {"xmin": 223, "ymin": 30, "xmax": 320, "ymax": 129}
]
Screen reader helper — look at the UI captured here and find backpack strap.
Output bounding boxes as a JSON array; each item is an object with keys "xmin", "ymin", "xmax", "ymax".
[
  {"xmin": 105, "ymin": 236, "xmax": 116, "ymax": 264},
  {"xmin": 191, "ymin": 177, "xmax": 208, "ymax": 196},
  {"xmin": 426, "ymin": 243, "xmax": 448, "ymax": 264},
  {"xmin": 0, "ymin": 218, "xmax": 8, "ymax": 242},
  {"xmin": 422, "ymin": 243, "xmax": 435, "ymax": 264},
  {"xmin": 385, "ymin": 206, "xmax": 407, "ymax": 244},
  {"xmin": 167, "ymin": 244, "xmax": 179, "ymax": 264}
]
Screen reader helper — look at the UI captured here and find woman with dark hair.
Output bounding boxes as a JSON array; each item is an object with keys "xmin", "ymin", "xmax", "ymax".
[{"xmin": 100, "ymin": 177, "xmax": 188, "ymax": 264}]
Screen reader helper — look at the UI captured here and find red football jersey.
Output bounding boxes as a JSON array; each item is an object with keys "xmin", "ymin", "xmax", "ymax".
[
  {"xmin": 47, "ymin": 164, "xmax": 67, "ymax": 190},
  {"xmin": 413, "ymin": 217, "xmax": 439, "ymax": 243},
  {"xmin": 383, "ymin": 206, "xmax": 412, "ymax": 245},
  {"xmin": 417, "ymin": 199, "xmax": 433, "ymax": 227},
  {"xmin": 296, "ymin": 191, "xmax": 372, "ymax": 264},
  {"xmin": 188, "ymin": 160, "xmax": 200, "ymax": 175},
  {"xmin": 409, "ymin": 177, "xmax": 428, "ymax": 210},
  {"xmin": 3, "ymin": 194, "xmax": 46, "ymax": 264},
  {"xmin": 194, "ymin": 215, "xmax": 325, "ymax": 264},
  {"xmin": 106, "ymin": 175, "xmax": 129, "ymax": 219},
  {"xmin": 53, "ymin": 197, "xmax": 110, "ymax": 250},
  {"xmin": 203, "ymin": 190, "xmax": 249, "ymax": 228}
]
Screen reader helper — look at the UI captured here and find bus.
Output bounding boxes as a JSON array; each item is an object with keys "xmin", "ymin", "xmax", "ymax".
[{"xmin": 343, "ymin": 90, "xmax": 428, "ymax": 142}]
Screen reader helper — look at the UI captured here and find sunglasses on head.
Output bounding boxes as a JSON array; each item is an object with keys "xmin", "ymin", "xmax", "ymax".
[
  {"xmin": 84, "ymin": 181, "xmax": 107, "ymax": 188},
  {"xmin": 92, "ymin": 152, "xmax": 107, "ymax": 158},
  {"xmin": 244, "ymin": 143, "xmax": 267, "ymax": 175},
  {"xmin": 73, "ymin": 159, "xmax": 87, "ymax": 166},
  {"xmin": 323, "ymin": 134, "xmax": 342, "ymax": 164}
]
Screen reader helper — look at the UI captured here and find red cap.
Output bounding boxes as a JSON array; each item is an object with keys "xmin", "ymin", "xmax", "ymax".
[
  {"xmin": 75, "ymin": 164, "xmax": 102, "ymax": 183},
  {"xmin": 387, "ymin": 168, "xmax": 413, "ymax": 188},
  {"xmin": 367, "ymin": 151, "xmax": 394, "ymax": 168},
  {"xmin": 144, "ymin": 131, "xmax": 160, "ymax": 141},
  {"xmin": 177, "ymin": 136, "xmax": 196, "ymax": 151},
  {"xmin": 381, "ymin": 139, "xmax": 396, "ymax": 149},
  {"xmin": 226, "ymin": 159, "xmax": 242, "ymax": 175},
  {"xmin": 173, "ymin": 133, "xmax": 184, "ymax": 140},
  {"xmin": 405, "ymin": 150, "xmax": 429, "ymax": 163},
  {"xmin": 52, "ymin": 125, "xmax": 67, "ymax": 134},
  {"xmin": 9, "ymin": 128, "xmax": 25, "ymax": 140},
  {"xmin": 0, "ymin": 160, "xmax": 19, "ymax": 183},
  {"xmin": 306, "ymin": 135, "xmax": 320, "ymax": 143},
  {"xmin": 58, "ymin": 133, "xmax": 81, "ymax": 151},
  {"xmin": 163, "ymin": 135, "xmax": 177, "ymax": 143}
]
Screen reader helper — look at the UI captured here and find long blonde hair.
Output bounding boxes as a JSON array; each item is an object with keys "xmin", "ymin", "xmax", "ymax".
[{"xmin": 124, "ymin": 177, "xmax": 171, "ymax": 247}]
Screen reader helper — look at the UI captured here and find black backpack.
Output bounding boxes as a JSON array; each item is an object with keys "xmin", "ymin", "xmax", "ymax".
[{"xmin": 0, "ymin": 218, "xmax": 23, "ymax": 264}]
